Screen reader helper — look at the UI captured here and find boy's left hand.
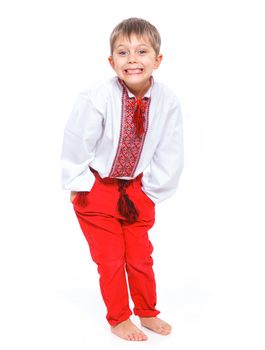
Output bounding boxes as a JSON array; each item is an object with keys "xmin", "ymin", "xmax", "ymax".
[{"xmin": 70, "ymin": 191, "xmax": 78, "ymax": 203}]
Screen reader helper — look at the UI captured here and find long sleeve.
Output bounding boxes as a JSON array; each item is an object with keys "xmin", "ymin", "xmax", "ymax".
[
  {"xmin": 60, "ymin": 92, "xmax": 104, "ymax": 191},
  {"xmin": 141, "ymin": 98, "xmax": 184, "ymax": 203}
]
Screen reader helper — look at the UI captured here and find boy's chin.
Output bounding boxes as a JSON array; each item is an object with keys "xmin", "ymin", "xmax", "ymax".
[{"xmin": 122, "ymin": 75, "xmax": 150, "ymax": 85}]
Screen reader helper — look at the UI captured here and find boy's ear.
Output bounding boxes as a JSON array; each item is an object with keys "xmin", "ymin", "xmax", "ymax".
[
  {"xmin": 108, "ymin": 56, "xmax": 115, "ymax": 69},
  {"xmin": 154, "ymin": 53, "xmax": 163, "ymax": 69}
]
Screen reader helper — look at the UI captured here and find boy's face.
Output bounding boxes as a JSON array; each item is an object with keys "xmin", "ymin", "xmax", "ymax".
[{"xmin": 108, "ymin": 34, "xmax": 162, "ymax": 97}]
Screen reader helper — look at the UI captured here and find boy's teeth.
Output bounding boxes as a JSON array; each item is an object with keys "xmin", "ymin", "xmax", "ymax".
[{"xmin": 126, "ymin": 69, "xmax": 142, "ymax": 73}]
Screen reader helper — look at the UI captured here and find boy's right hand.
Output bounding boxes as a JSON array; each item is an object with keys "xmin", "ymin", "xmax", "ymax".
[{"xmin": 70, "ymin": 191, "xmax": 78, "ymax": 203}]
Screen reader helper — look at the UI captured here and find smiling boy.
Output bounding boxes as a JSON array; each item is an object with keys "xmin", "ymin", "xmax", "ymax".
[
  {"xmin": 108, "ymin": 32, "xmax": 162, "ymax": 99},
  {"xmin": 61, "ymin": 18, "xmax": 184, "ymax": 341}
]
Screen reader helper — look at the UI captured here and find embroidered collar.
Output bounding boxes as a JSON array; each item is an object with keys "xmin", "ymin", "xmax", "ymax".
[{"xmin": 117, "ymin": 76, "xmax": 154, "ymax": 99}]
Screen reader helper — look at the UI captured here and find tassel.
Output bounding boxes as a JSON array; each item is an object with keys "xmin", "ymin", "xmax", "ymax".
[
  {"xmin": 133, "ymin": 98, "xmax": 145, "ymax": 136},
  {"xmin": 117, "ymin": 180, "xmax": 139, "ymax": 223}
]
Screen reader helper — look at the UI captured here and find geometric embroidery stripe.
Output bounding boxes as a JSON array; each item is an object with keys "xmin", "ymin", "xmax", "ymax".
[
  {"xmin": 130, "ymin": 97, "xmax": 150, "ymax": 176},
  {"xmin": 109, "ymin": 86, "xmax": 150, "ymax": 178}
]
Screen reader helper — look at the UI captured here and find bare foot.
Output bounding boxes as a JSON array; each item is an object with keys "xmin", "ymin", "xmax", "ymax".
[
  {"xmin": 111, "ymin": 319, "xmax": 148, "ymax": 341},
  {"xmin": 140, "ymin": 316, "xmax": 172, "ymax": 335}
]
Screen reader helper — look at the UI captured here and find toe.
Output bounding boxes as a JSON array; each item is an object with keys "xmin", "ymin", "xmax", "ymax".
[
  {"xmin": 141, "ymin": 332, "xmax": 148, "ymax": 341},
  {"xmin": 130, "ymin": 333, "xmax": 136, "ymax": 341},
  {"xmin": 161, "ymin": 325, "xmax": 171, "ymax": 335},
  {"xmin": 137, "ymin": 332, "xmax": 142, "ymax": 341},
  {"xmin": 137, "ymin": 331, "xmax": 147, "ymax": 341},
  {"xmin": 136, "ymin": 333, "xmax": 141, "ymax": 341}
]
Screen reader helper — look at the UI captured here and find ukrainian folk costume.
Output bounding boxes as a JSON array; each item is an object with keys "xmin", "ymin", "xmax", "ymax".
[{"xmin": 61, "ymin": 76, "xmax": 184, "ymax": 325}]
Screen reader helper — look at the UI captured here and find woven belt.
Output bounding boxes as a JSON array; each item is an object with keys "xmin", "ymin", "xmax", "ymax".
[{"xmin": 90, "ymin": 168, "xmax": 141, "ymax": 223}]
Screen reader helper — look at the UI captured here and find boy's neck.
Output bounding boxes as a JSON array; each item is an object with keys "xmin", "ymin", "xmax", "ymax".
[{"xmin": 122, "ymin": 77, "xmax": 152, "ymax": 99}]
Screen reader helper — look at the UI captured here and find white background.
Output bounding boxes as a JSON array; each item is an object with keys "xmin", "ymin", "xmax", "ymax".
[{"xmin": 1, "ymin": 0, "xmax": 265, "ymax": 349}]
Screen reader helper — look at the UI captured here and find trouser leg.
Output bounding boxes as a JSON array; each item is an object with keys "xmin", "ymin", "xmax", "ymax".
[
  {"xmin": 123, "ymin": 181, "xmax": 160, "ymax": 317},
  {"xmin": 123, "ymin": 220, "xmax": 160, "ymax": 317},
  {"xmin": 74, "ymin": 210, "xmax": 132, "ymax": 326},
  {"xmin": 73, "ymin": 171, "xmax": 159, "ymax": 324}
]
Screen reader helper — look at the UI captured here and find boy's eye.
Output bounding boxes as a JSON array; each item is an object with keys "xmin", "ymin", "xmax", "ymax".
[
  {"xmin": 117, "ymin": 49, "xmax": 148, "ymax": 56},
  {"xmin": 118, "ymin": 51, "xmax": 129, "ymax": 56}
]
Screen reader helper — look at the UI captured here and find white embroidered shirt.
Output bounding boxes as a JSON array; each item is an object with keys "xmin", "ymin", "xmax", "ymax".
[{"xmin": 61, "ymin": 76, "xmax": 184, "ymax": 204}]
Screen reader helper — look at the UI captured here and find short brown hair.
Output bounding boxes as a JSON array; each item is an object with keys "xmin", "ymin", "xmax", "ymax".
[{"xmin": 110, "ymin": 17, "xmax": 161, "ymax": 55}]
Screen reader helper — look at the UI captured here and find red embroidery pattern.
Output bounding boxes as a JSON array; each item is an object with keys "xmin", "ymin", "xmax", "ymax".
[{"xmin": 109, "ymin": 86, "xmax": 150, "ymax": 178}]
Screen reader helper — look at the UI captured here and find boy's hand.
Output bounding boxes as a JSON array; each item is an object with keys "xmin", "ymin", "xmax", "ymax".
[{"xmin": 70, "ymin": 191, "xmax": 78, "ymax": 203}]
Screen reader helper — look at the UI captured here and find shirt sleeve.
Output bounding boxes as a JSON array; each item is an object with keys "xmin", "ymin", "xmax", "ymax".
[
  {"xmin": 141, "ymin": 97, "xmax": 184, "ymax": 203},
  {"xmin": 60, "ymin": 92, "xmax": 103, "ymax": 191}
]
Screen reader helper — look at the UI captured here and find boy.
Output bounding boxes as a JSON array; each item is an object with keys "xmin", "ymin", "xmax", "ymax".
[{"xmin": 61, "ymin": 17, "xmax": 184, "ymax": 341}]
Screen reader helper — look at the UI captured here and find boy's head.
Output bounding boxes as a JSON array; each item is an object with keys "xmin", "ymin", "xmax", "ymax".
[
  {"xmin": 109, "ymin": 18, "xmax": 163, "ymax": 98},
  {"xmin": 110, "ymin": 17, "xmax": 161, "ymax": 56}
]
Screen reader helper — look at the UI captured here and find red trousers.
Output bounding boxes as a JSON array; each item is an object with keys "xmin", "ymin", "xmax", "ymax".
[{"xmin": 72, "ymin": 170, "xmax": 160, "ymax": 326}]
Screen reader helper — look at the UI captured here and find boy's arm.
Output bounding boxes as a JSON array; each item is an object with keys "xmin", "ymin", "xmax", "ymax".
[
  {"xmin": 141, "ymin": 99, "xmax": 184, "ymax": 204},
  {"xmin": 60, "ymin": 92, "xmax": 103, "ymax": 192}
]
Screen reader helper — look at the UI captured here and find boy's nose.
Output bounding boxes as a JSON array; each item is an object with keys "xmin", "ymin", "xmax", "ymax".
[{"xmin": 128, "ymin": 53, "xmax": 137, "ymax": 63}]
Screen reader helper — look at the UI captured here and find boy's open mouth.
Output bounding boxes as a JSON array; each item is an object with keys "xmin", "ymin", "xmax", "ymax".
[{"xmin": 124, "ymin": 68, "xmax": 143, "ymax": 74}]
